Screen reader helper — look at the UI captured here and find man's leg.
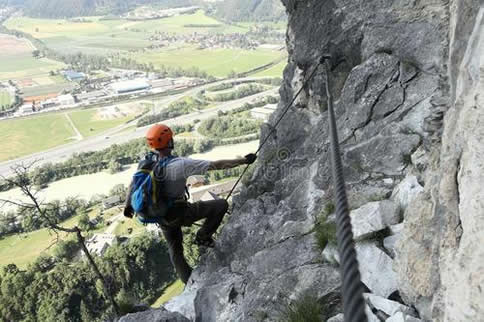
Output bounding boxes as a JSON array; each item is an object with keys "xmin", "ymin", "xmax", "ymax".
[
  {"xmin": 161, "ymin": 226, "xmax": 192, "ymax": 284},
  {"xmin": 183, "ymin": 199, "xmax": 229, "ymax": 240}
]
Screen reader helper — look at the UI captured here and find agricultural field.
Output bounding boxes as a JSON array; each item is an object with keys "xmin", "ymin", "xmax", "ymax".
[
  {"xmin": 0, "ymin": 113, "xmax": 76, "ymax": 161},
  {"xmin": 0, "ymin": 206, "xmax": 118, "ymax": 268},
  {"xmin": 0, "ymin": 34, "xmax": 66, "ymax": 82},
  {"xmin": 68, "ymin": 106, "xmax": 136, "ymax": 138},
  {"xmin": 252, "ymin": 60, "xmax": 287, "ymax": 78},
  {"xmin": 18, "ymin": 73, "xmax": 76, "ymax": 97},
  {"xmin": 131, "ymin": 46, "xmax": 284, "ymax": 77},
  {"xmin": 3, "ymin": 11, "xmax": 247, "ymax": 55}
]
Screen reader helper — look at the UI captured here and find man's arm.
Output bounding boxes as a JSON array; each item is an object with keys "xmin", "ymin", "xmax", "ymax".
[
  {"xmin": 210, "ymin": 158, "xmax": 246, "ymax": 170},
  {"xmin": 210, "ymin": 153, "xmax": 257, "ymax": 170}
]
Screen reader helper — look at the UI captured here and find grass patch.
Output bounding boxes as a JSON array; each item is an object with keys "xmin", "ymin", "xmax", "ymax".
[
  {"xmin": 113, "ymin": 218, "xmax": 145, "ymax": 236},
  {"xmin": 280, "ymin": 293, "xmax": 328, "ymax": 322},
  {"xmin": 0, "ymin": 113, "xmax": 76, "ymax": 161},
  {"xmin": 0, "ymin": 54, "xmax": 66, "ymax": 82},
  {"xmin": 0, "ymin": 206, "xmax": 117, "ymax": 268},
  {"xmin": 151, "ymin": 280, "xmax": 184, "ymax": 308},
  {"xmin": 68, "ymin": 109, "xmax": 132, "ymax": 137},
  {"xmin": 314, "ymin": 202, "xmax": 337, "ymax": 251}
]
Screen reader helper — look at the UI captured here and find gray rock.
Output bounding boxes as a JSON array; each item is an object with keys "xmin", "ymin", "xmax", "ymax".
[
  {"xmin": 364, "ymin": 293, "xmax": 416, "ymax": 317},
  {"xmin": 383, "ymin": 235, "xmax": 400, "ymax": 258},
  {"xmin": 327, "ymin": 313, "xmax": 344, "ymax": 322},
  {"xmin": 365, "ymin": 305, "xmax": 380, "ymax": 322},
  {"xmin": 118, "ymin": 308, "xmax": 190, "ymax": 322},
  {"xmin": 410, "ymin": 146, "xmax": 428, "ymax": 173},
  {"xmin": 386, "ymin": 311, "xmax": 422, "ymax": 322},
  {"xmin": 356, "ymin": 241, "xmax": 398, "ymax": 298},
  {"xmin": 389, "ymin": 223, "xmax": 404, "ymax": 235},
  {"xmin": 163, "ymin": 285, "xmax": 196, "ymax": 321},
  {"xmin": 350, "ymin": 200, "xmax": 400, "ymax": 241},
  {"xmin": 391, "ymin": 176, "xmax": 424, "ymax": 211},
  {"xmin": 322, "ymin": 244, "xmax": 340, "ymax": 265}
]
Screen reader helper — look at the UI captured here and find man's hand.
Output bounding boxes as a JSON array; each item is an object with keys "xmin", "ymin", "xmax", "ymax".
[
  {"xmin": 124, "ymin": 205, "xmax": 134, "ymax": 218},
  {"xmin": 244, "ymin": 153, "xmax": 257, "ymax": 165}
]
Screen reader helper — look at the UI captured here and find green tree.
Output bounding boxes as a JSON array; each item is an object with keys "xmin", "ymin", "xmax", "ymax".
[{"xmin": 78, "ymin": 213, "xmax": 91, "ymax": 231}]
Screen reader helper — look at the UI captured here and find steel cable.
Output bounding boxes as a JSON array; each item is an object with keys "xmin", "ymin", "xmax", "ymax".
[
  {"xmin": 323, "ymin": 57, "xmax": 367, "ymax": 322},
  {"xmin": 225, "ymin": 60, "xmax": 323, "ymax": 200}
]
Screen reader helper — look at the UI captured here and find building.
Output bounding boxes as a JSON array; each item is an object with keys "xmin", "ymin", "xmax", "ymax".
[
  {"xmin": 190, "ymin": 179, "xmax": 238, "ymax": 202},
  {"xmin": 75, "ymin": 90, "xmax": 106, "ymax": 103},
  {"xmin": 150, "ymin": 78, "xmax": 174, "ymax": 89},
  {"xmin": 250, "ymin": 104, "xmax": 278, "ymax": 121},
  {"xmin": 85, "ymin": 233, "xmax": 116, "ymax": 256},
  {"xmin": 187, "ymin": 175, "xmax": 207, "ymax": 188},
  {"xmin": 63, "ymin": 70, "xmax": 86, "ymax": 82},
  {"xmin": 102, "ymin": 195, "xmax": 123, "ymax": 210},
  {"xmin": 19, "ymin": 103, "xmax": 34, "ymax": 114},
  {"xmin": 56, "ymin": 94, "xmax": 75, "ymax": 106},
  {"xmin": 110, "ymin": 79, "xmax": 152, "ymax": 94}
]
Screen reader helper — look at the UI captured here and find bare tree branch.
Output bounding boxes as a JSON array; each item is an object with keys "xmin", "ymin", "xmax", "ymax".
[{"xmin": 2, "ymin": 162, "xmax": 120, "ymax": 316}]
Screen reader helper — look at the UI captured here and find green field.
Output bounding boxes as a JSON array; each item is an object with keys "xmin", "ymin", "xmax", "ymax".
[
  {"xmin": 68, "ymin": 109, "xmax": 133, "ymax": 137},
  {"xmin": 0, "ymin": 91, "xmax": 12, "ymax": 107},
  {"xmin": 0, "ymin": 210, "xmax": 84, "ymax": 268},
  {"xmin": 0, "ymin": 54, "xmax": 66, "ymax": 82},
  {"xmin": 4, "ymin": 11, "xmax": 247, "ymax": 55},
  {"xmin": 113, "ymin": 218, "xmax": 145, "ymax": 236},
  {"xmin": 132, "ymin": 46, "xmax": 284, "ymax": 77},
  {"xmin": 0, "ymin": 113, "xmax": 76, "ymax": 161},
  {"xmin": 20, "ymin": 80, "xmax": 76, "ymax": 97},
  {"xmin": 252, "ymin": 60, "xmax": 287, "ymax": 77},
  {"xmin": 151, "ymin": 280, "xmax": 184, "ymax": 307},
  {"xmin": 0, "ymin": 207, "xmax": 119, "ymax": 268}
]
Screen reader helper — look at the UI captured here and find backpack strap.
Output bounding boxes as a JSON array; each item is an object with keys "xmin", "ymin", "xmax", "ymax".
[{"xmin": 151, "ymin": 155, "xmax": 177, "ymax": 205}]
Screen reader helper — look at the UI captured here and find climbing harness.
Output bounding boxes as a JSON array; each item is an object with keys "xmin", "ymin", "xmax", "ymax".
[
  {"xmin": 322, "ymin": 56, "xmax": 367, "ymax": 322},
  {"xmin": 225, "ymin": 55, "xmax": 367, "ymax": 322}
]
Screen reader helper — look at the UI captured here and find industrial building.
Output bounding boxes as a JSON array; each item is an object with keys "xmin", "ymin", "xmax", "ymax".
[
  {"xmin": 75, "ymin": 90, "xmax": 106, "ymax": 104},
  {"xmin": 63, "ymin": 70, "xmax": 86, "ymax": 82},
  {"xmin": 56, "ymin": 94, "xmax": 75, "ymax": 106},
  {"xmin": 109, "ymin": 79, "xmax": 151, "ymax": 94},
  {"xmin": 19, "ymin": 103, "xmax": 34, "ymax": 114}
]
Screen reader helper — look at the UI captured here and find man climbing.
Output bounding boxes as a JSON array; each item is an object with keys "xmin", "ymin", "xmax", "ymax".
[{"xmin": 124, "ymin": 124, "xmax": 257, "ymax": 284}]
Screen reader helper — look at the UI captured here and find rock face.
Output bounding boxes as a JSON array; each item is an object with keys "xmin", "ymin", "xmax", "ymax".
[
  {"xmin": 350, "ymin": 200, "xmax": 400, "ymax": 240},
  {"xmin": 118, "ymin": 308, "xmax": 190, "ymax": 322},
  {"xmin": 125, "ymin": 1, "xmax": 484, "ymax": 321}
]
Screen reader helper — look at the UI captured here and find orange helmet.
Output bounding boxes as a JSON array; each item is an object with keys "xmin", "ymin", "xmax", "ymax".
[{"xmin": 146, "ymin": 124, "xmax": 173, "ymax": 149}]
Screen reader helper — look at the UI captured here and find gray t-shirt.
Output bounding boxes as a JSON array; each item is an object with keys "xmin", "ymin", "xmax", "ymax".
[{"xmin": 155, "ymin": 157, "xmax": 211, "ymax": 199}]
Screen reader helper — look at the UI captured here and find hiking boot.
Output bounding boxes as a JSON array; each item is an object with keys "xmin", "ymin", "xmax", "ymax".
[{"xmin": 194, "ymin": 235, "xmax": 215, "ymax": 248}]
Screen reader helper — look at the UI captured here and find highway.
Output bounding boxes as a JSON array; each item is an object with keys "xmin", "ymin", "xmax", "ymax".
[{"xmin": 0, "ymin": 86, "xmax": 277, "ymax": 178}]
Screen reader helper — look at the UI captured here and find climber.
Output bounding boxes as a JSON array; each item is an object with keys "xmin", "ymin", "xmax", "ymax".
[{"xmin": 123, "ymin": 123, "xmax": 257, "ymax": 284}]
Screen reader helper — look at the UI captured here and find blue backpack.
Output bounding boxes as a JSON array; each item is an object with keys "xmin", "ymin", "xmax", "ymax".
[{"xmin": 131, "ymin": 154, "xmax": 176, "ymax": 219}]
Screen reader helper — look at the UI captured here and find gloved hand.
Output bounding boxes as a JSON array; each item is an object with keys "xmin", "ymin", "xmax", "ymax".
[
  {"xmin": 244, "ymin": 153, "xmax": 257, "ymax": 165},
  {"xmin": 124, "ymin": 205, "xmax": 134, "ymax": 218}
]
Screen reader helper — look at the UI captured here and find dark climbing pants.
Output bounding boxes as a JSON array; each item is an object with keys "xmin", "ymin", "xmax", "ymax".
[{"xmin": 160, "ymin": 199, "xmax": 229, "ymax": 284}]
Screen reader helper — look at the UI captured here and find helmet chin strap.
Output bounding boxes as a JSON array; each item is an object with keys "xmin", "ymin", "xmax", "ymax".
[{"xmin": 167, "ymin": 139, "xmax": 174, "ymax": 149}]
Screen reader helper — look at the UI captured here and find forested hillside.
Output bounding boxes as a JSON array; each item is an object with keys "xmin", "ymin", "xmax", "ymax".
[
  {"xmin": 211, "ymin": 0, "xmax": 286, "ymax": 22},
  {"xmin": 12, "ymin": 0, "xmax": 194, "ymax": 18}
]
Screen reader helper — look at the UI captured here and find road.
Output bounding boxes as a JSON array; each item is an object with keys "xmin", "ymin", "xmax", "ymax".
[{"xmin": 0, "ymin": 86, "xmax": 277, "ymax": 178}]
